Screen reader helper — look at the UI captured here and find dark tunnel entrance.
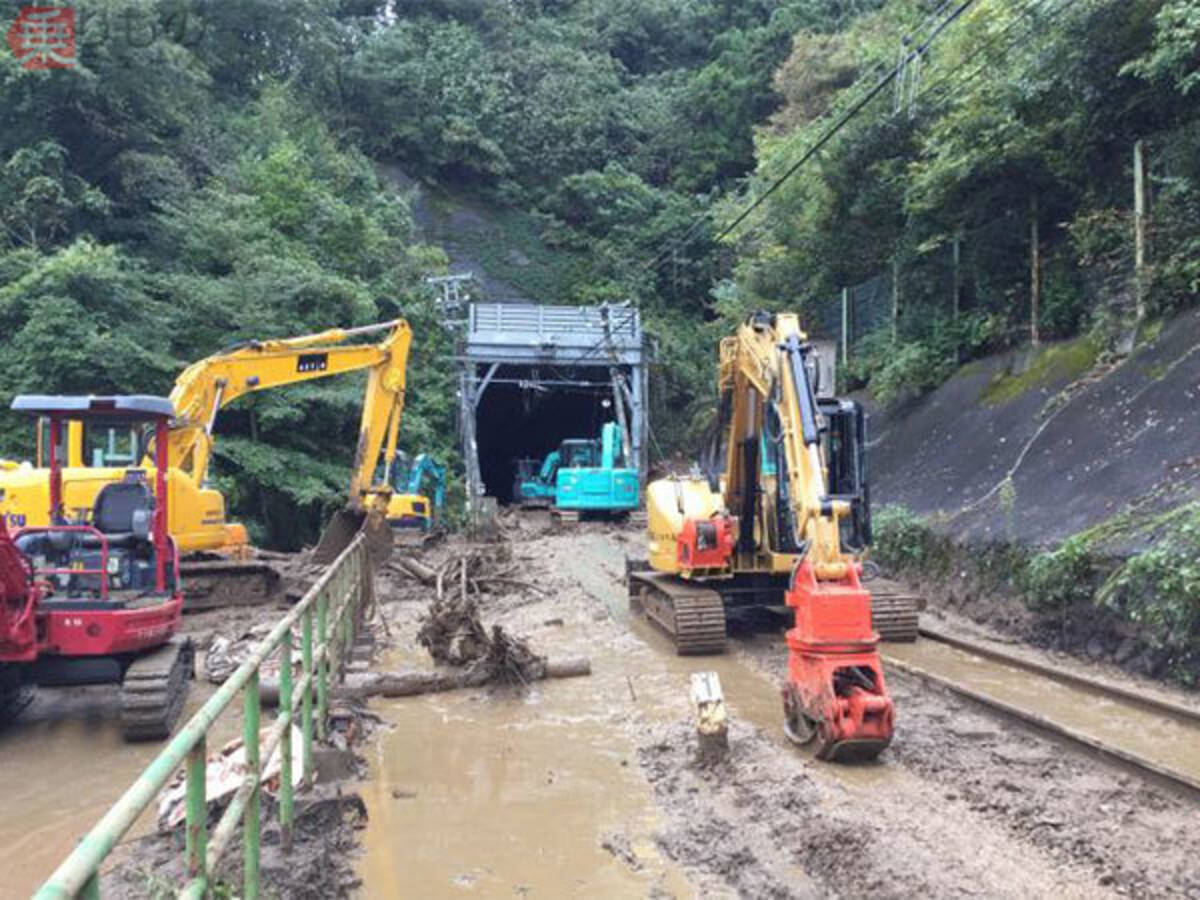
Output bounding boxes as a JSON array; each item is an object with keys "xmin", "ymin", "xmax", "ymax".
[{"xmin": 474, "ymin": 366, "xmax": 616, "ymax": 504}]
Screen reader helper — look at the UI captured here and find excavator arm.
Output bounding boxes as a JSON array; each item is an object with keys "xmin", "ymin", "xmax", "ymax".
[
  {"xmin": 716, "ymin": 312, "xmax": 851, "ymax": 578},
  {"xmin": 166, "ymin": 321, "xmax": 411, "ymax": 491},
  {"xmin": 346, "ymin": 335, "xmax": 409, "ymax": 514},
  {"xmin": 640, "ymin": 309, "xmax": 894, "ymax": 761}
]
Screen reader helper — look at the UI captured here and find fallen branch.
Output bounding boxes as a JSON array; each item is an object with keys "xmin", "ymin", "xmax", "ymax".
[
  {"xmin": 394, "ymin": 557, "xmax": 437, "ymax": 585},
  {"xmin": 332, "ymin": 657, "xmax": 591, "ymax": 700},
  {"xmin": 487, "ymin": 576, "xmax": 550, "ymax": 597}
]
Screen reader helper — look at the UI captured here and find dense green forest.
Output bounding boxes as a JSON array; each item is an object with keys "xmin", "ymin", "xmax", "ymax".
[{"xmin": 0, "ymin": 0, "xmax": 1197, "ymax": 546}]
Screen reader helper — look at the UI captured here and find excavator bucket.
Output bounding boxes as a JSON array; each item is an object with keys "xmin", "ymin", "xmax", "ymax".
[{"xmin": 312, "ymin": 507, "xmax": 394, "ymax": 568}]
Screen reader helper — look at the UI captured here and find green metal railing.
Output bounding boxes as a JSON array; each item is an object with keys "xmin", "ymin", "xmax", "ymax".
[{"xmin": 35, "ymin": 533, "xmax": 374, "ymax": 900}]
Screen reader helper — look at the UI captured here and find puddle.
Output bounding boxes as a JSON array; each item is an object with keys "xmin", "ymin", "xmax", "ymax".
[
  {"xmin": 358, "ymin": 606, "xmax": 806, "ymax": 895},
  {"xmin": 0, "ymin": 682, "xmax": 232, "ymax": 896},
  {"xmin": 358, "ymin": 634, "xmax": 695, "ymax": 896},
  {"xmin": 358, "ymin": 534, "xmax": 827, "ymax": 896},
  {"xmin": 885, "ymin": 639, "xmax": 1200, "ymax": 782}
]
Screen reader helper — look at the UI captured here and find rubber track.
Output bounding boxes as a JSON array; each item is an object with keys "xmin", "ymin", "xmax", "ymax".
[
  {"xmin": 120, "ymin": 637, "xmax": 193, "ymax": 741},
  {"xmin": 630, "ymin": 571, "xmax": 726, "ymax": 655}
]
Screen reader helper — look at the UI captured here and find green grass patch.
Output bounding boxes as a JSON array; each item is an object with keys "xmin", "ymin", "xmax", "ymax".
[
  {"xmin": 980, "ymin": 335, "xmax": 1099, "ymax": 407},
  {"xmin": 1137, "ymin": 318, "xmax": 1165, "ymax": 347},
  {"xmin": 874, "ymin": 503, "xmax": 1200, "ymax": 685}
]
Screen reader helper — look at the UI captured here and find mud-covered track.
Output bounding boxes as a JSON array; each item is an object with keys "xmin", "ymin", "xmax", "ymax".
[{"xmin": 884, "ymin": 626, "xmax": 1200, "ymax": 798}]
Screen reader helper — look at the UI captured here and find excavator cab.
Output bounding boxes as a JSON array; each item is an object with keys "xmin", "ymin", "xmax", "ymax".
[
  {"xmin": 10, "ymin": 396, "xmax": 179, "ymax": 605},
  {"xmin": 817, "ymin": 398, "xmax": 871, "ymax": 552}
]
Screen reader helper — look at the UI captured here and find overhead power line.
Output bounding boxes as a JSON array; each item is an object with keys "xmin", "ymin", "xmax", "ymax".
[
  {"xmin": 713, "ymin": 0, "xmax": 980, "ymax": 243},
  {"xmin": 639, "ymin": 0, "xmax": 984, "ymax": 275}
]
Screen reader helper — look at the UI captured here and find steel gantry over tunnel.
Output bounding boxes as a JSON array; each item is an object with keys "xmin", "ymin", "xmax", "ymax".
[{"xmin": 458, "ymin": 302, "xmax": 648, "ymax": 505}]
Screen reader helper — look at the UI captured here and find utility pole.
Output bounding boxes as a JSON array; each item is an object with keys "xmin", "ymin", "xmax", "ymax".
[
  {"xmin": 1030, "ymin": 195, "xmax": 1041, "ymax": 347},
  {"xmin": 1133, "ymin": 139, "xmax": 1148, "ymax": 324},
  {"xmin": 841, "ymin": 286, "xmax": 850, "ymax": 369}
]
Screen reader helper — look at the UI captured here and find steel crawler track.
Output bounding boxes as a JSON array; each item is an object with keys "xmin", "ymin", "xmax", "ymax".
[
  {"xmin": 629, "ymin": 570, "xmax": 727, "ymax": 654},
  {"xmin": 866, "ymin": 578, "xmax": 923, "ymax": 642}
]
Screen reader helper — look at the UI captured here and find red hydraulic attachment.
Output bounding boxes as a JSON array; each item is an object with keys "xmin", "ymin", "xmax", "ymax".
[
  {"xmin": 783, "ymin": 559, "xmax": 894, "ymax": 762},
  {"xmin": 676, "ymin": 515, "xmax": 736, "ymax": 574},
  {"xmin": 0, "ymin": 526, "xmax": 38, "ymax": 662}
]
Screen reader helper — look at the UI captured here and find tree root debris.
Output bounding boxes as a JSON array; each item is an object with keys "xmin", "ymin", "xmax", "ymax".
[{"xmin": 412, "ymin": 549, "xmax": 555, "ymax": 686}]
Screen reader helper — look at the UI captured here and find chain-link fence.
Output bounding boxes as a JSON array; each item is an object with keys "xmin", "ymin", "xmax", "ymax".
[{"xmin": 813, "ymin": 209, "xmax": 1079, "ymax": 372}]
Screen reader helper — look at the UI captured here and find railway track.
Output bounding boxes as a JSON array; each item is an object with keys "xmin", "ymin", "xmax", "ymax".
[{"xmin": 883, "ymin": 625, "xmax": 1200, "ymax": 798}]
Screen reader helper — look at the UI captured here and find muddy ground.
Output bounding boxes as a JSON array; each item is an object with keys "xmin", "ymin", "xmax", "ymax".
[
  {"xmin": 358, "ymin": 517, "xmax": 1200, "ymax": 898},
  {"xmin": 14, "ymin": 516, "xmax": 1199, "ymax": 897}
]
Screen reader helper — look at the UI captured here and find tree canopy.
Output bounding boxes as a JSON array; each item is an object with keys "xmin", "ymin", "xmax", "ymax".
[{"xmin": 0, "ymin": 0, "xmax": 1196, "ymax": 543}]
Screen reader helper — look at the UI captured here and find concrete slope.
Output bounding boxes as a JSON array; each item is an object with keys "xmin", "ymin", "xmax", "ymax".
[
  {"xmin": 868, "ymin": 308, "xmax": 1200, "ymax": 550},
  {"xmin": 376, "ymin": 161, "xmax": 578, "ymax": 304}
]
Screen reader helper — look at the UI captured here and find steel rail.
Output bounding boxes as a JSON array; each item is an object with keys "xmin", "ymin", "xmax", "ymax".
[
  {"xmin": 884, "ymin": 629, "xmax": 1200, "ymax": 800},
  {"xmin": 918, "ymin": 625, "xmax": 1200, "ymax": 724}
]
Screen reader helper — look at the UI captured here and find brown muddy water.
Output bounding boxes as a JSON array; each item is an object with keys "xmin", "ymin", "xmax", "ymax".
[
  {"xmin": 0, "ymin": 680, "xmax": 235, "ymax": 896},
  {"xmin": 884, "ymin": 638, "xmax": 1200, "ymax": 784},
  {"xmin": 358, "ymin": 533, "xmax": 824, "ymax": 897}
]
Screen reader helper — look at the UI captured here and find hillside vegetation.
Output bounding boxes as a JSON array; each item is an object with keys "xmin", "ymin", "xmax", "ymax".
[{"xmin": 1, "ymin": 0, "xmax": 1197, "ymax": 547}]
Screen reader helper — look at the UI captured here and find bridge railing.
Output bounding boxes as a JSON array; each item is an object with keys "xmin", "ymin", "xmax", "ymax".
[{"xmin": 36, "ymin": 532, "xmax": 373, "ymax": 900}]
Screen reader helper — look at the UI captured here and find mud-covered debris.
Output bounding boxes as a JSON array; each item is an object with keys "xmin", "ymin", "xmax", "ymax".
[
  {"xmin": 204, "ymin": 624, "xmax": 280, "ymax": 683},
  {"xmin": 601, "ymin": 831, "xmax": 644, "ymax": 872},
  {"xmin": 156, "ymin": 725, "xmax": 303, "ymax": 831},
  {"xmin": 417, "ymin": 593, "xmax": 490, "ymax": 665},
  {"xmin": 415, "ymin": 545, "xmax": 548, "ymax": 683},
  {"xmin": 475, "ymin": 623, "xmax": 548, "ymax": 684},
  {"xmin": 417, "ymin": 591, "xmax": 547, "ymax": 684}
]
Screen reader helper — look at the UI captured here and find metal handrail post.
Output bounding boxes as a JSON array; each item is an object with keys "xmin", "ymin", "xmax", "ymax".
[
  {"xmin": 243, "ymin": 670, "xmax": 261, "ymax": 900},
  {"xmin": 279, "ymin": 634, "xmax": 294, "ymax": 853}
]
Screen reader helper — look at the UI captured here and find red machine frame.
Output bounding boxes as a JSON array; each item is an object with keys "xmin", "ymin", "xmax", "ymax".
[{"xmin": 0, "ymin": 400, "xmax": 183, "ymax": 666}]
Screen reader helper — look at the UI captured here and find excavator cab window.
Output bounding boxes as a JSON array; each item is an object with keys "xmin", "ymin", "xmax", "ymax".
[
  {"xmin": 560, "ymin": 440, "xmax": 599, "ymax": 468},
  {"xmin": 34, "ymin": 419, "xmax": 145, "ymax": 469},
  {"xmin": 84, "ymin": 426, "xmax": 142, "ymax": 468},
  {"xmin": 34, "ymin": 418, "xmax": 65, "ymax": 468},
  {"xmin": 817, "ymin": 398, "xmax": 871, "ymax": 551}
]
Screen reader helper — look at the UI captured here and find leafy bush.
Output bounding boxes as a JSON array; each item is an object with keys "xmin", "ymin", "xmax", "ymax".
[
  {"xmin": 1021, "ymin": 537, "xmax": 1099, "ymax": 610},
  {"xmin": 1098, "ymin": 510, "xmax": 1200, "ymax": 683},
  {"xmin": 871, "ymin": 505, "xmax": 948, "ymax": 575},
  {"xmin": 847, "ymin": 338, "xmax": 953, "ymax": 408}
]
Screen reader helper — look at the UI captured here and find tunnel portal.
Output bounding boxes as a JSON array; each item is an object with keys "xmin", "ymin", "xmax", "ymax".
[
  {"xmin": 475, "ymin": 367, "xmax": 618, "ymax": 503},
  {"xmin": 458, "ymin": 303, "xmax": 648, "ymax": 510}
]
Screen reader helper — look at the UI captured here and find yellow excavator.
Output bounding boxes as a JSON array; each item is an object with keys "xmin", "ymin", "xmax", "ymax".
[
  {"xmin": 0, "ymin": 320, "xmax": 411, "ymax": 597},
  {"xmin": 630, "ymin": 311, "xmax": 910, "ymax": 761}
]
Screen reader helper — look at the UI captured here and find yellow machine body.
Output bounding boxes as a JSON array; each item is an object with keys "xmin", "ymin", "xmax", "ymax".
[
  {"xmin": 646, "ymin": 312, "xmax": 851, "ymax": 581},
  {"xmin": 0, "ymin": 321, "xmax": 411, "ymax": 549},
  {"xmin": 386, "ymin": 492, "xmax": 430, "ymax": 527}
]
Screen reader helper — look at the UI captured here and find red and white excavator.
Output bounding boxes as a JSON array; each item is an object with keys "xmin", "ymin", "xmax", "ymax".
[{"xmin": 0, "ymin": 395, "xmax": 193, "ymax": 741}]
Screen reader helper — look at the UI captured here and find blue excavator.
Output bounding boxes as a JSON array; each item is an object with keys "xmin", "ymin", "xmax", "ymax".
[
  {"xmin": 514, "ymin": 422, "xmax": 638, "ymax": 517},
  {"xmin": 513, "ymin": 440, "xmax": 595, "ymax": 507},
  {"xmin": 385, "ymin": 452, "xmax": 446, "ymax": 531}
]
